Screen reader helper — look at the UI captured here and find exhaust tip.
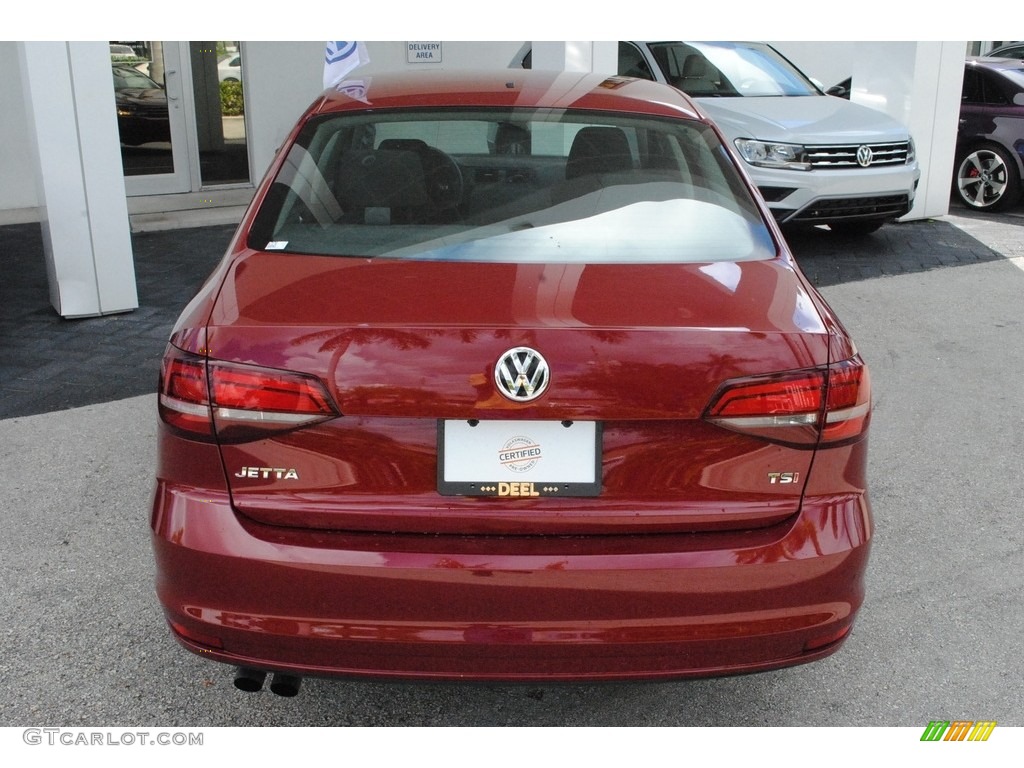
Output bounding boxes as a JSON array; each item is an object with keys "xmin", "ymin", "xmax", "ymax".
[
  {"xmin": 233, "ymin": 667, "xmax": 267, "ymax": 693},
  {"xmin": 269, "ymin": 673, "xmax": 302, "ymax": 697}
]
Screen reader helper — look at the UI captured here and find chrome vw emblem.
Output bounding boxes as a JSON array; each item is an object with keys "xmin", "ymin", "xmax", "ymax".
[
  {"xmin": 495, "ymin": 347, "xmax": 549, "ymax": 402},
  {"xmin": 856, "ymin": 145, "xmax": 874, "ymax": 167}
]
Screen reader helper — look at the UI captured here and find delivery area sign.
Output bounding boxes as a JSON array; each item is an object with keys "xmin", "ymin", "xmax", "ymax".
[{"xmin": 408, "ymin": 42, "xmax": 442, "ymax": 63}]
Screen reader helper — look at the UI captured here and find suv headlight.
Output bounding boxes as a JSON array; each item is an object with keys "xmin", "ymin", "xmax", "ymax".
[
  {"xmin": 907, "ymin": 136, "xmax": 916, "ymax": 165},
  {"xmin": 734, "ymin": 139, "xmax": 811, "ymax": 171}
]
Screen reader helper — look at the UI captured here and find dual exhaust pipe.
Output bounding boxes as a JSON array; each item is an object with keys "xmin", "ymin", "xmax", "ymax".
[{"xmin": 233, "ymin": 667, "xmax": 302, "ymax": 697}]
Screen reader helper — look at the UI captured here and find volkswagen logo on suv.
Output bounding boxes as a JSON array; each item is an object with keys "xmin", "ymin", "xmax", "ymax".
[
  {"xmin": 495, "ymin": 347, "xmax": 549, "ymax": 402},
  {"xmin": 856, "ymin": 145, "xmax": 874, "ymax": 167}
]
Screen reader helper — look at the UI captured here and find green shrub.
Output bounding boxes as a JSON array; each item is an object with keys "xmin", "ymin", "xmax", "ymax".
[{"xmin": 220, "ymin": 80, "xmax": 244, "ymax": 116}]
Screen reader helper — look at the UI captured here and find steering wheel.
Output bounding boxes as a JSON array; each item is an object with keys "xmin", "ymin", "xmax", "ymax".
[{"xmin": 420, "ymin": 147, "xmax": 463, "ymax": 209}]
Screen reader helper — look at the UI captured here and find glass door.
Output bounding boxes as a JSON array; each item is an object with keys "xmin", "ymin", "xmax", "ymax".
[
  {"xmin": 114, "ymin": 40, "xmax": 193, "ymax": 195},
  {"xmin": 192, "ymin": 41, "xmax": 250, "ymax": 186},
  {"xmin": 113, "ymin": 40, "xmax": 251, "ymax": 195}
]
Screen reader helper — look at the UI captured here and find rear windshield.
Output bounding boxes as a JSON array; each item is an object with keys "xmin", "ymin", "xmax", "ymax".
[{"xmin": 248, "ymin": 107, "xmax": 775, "ymax": 264}]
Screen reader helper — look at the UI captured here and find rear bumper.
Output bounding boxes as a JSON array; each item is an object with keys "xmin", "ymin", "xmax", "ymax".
[{"xmin": 151, "ymin": 484, "xmax": 872, "ymax": 682}]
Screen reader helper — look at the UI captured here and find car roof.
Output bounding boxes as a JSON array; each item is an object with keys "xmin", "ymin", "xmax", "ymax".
[
  {"xmin": 988, "ymin": 43, "xmax": 1024, "ymax": 56},
  {"xmin": 966, "ymin": 56, "xmax": 1024, "ymax": 74},
  {"xmin": 314, "ymin": 69, "xmax": 703, "ymax": 121}
]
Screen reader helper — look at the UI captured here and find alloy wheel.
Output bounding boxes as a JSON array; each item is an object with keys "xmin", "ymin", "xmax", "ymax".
[{"xmin": 956, "ymin": 147, "xmax": 1020, "ymax": 210}]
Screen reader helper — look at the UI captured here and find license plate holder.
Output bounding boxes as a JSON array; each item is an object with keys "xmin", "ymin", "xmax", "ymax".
[{"xmin": 438, "ymin": 419, "xmax": 601, "ymax": 497}]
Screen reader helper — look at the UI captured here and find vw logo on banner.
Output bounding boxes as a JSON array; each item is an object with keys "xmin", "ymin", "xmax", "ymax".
[{"xmin": 324, "ymin": 41, "xmax": 369, "ymax": 90}]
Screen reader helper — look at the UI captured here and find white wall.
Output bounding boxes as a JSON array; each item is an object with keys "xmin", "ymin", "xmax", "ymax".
[
  {"xmin": 531, "ymin": 42, "xmax": 616, "ymax": 73},
  {"xmin": 0, "ymin": 40, "xmax": 969, "ymax": 225},
  {"xmin": 360, "ymin": 41, "xmax": 526, "ymax": 76},
  {"xmin": 850, "ymin": 42, "xmax": 965, "ymax": 220},
  {"xmin": 0, "ymin": 40, "xmax": 530, "ymax": 225},
  {"xmin": 770, "ymin": 41, "xmax": 859, "ymax": 91},
  {"xmin": 243, "ymin": 42, "xmax": 528, "ymax": 185},
  {"xmin": 242, "ymin": 42, "xmax": 326, "ymax": 188},
  {"xmin": 263, "ymin": 40, "xmax": 966, "ymax": 222}
]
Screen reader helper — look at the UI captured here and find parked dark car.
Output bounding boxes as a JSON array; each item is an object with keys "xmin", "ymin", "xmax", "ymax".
[
  {"xmin": 112, "ymin": 65, "xmax": 170, "ymax": 146},
  {"xmin": 152, "ymin": 69, "xmax": 873, "ymax": 691},
  {"xmin": 954, "ymin": 57, "xmax": 1024, "ymax": 210}
]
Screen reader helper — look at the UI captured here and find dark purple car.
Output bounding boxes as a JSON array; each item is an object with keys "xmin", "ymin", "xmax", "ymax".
[{"xmin": 955, "ymin": 57, "xmax": 1024, "ymax": 210}]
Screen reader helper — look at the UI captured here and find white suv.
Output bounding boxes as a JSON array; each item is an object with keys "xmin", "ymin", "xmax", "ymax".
[{"xmin": 515, "ymin": 41, "xmax": 921, "ymax": 236}]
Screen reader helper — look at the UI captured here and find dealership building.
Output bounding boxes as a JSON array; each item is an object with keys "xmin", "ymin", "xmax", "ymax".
[{"xmin": 0, "ymin": 41, "xmax": 979, "ymax": 318}]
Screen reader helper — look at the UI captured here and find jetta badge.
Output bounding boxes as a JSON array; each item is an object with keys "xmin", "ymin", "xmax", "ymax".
[
  {"xmin": 495, "ymin": 347, "xmax": 550, "ymax": 402},
  {"xmin": 856, "ymin": 145, "xmax": 874, "ymax": 167}
]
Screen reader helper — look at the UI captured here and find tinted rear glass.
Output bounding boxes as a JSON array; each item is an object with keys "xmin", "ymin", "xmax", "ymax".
[{"xmin": 249, "ymin": 108, "xmax": 775, "ymax": 264}]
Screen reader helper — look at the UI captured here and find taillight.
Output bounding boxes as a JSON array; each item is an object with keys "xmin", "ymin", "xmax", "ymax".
[
  {"xmin": 208, "ymin": 361, "xmax": 338, "ymax": 441},
  {"xmin": 704, "ymin": 356, "xmax": 870, "ymax": 448},
  {"xmin": 821, "ymin": 357, "xmax": 871, "ymax": 444},
  {"xmin": 159, "ymin": 352, "xmax": 215, "ymax": 440},
  {"xmin": 158, "ymin": 346, "xmax": 338, "ymax": 443}
]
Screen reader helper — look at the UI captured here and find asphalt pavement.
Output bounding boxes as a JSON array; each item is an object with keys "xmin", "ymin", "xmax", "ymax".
[{"xmin": 1, "ymin": 206, "xmax": 1022, "ymax": 730}]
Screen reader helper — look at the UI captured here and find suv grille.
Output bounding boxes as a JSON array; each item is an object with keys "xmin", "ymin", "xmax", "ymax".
[
  {"xmin": 786, "ymin": 194, "xmax": 911, "ymax": 224},
  {"xmin": 805, "ymin": 142, "xmax": 911, "ymax": 168}
]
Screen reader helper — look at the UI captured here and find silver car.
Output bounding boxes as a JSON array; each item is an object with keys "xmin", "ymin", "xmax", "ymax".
[{"xmin": 514, "ymin": 41, "xmax": 921, "ymax": 236}]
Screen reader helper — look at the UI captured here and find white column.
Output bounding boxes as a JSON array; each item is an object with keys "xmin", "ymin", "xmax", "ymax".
[
  {"xmin": 17, "ymin": 41, "xmax": 138, "ymax": 318},
  {"xmin": 531, "ymin": 42, "xmax": 618, "ymax": 74},
  {"xmin": 848, "ymin": 42, "xmax": 966, "ymax": 221}
]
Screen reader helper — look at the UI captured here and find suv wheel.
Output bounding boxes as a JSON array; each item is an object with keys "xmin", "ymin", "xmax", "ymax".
[{"xmin": 955, "ymin": 145, "xmax": 1021, "ymax": 211}]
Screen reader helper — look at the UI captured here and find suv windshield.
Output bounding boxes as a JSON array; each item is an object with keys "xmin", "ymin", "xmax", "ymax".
[
  {"xmin": 648, "ymin": 42, "xmax": 821, "ymax": 98},
  {"xmin": 249, "ymin": 107, "xmax": 774, "ymax": 264},
  {"xmin": 112, "ymin": 67, "xmax": 161, "ymax": 90}
]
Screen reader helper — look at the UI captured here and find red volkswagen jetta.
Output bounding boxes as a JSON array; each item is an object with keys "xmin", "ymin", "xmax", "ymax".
[{"xmin": 152, "ymin": 70, "xmax": 872, "ymax": 693}]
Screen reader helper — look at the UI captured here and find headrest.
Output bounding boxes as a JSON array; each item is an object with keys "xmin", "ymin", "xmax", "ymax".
[
  {"xmin": 565, "ymin": 127, "xmax": 632, "ymax": 179},
  {"xmin": 683, "ymin": 55, "xmax": 715, "ymax": 79}
]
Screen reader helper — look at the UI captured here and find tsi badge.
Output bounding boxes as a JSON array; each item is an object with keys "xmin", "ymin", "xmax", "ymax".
[{"xmin": 767, "ymin": 472, "xmax": 799, "ymax": 484}]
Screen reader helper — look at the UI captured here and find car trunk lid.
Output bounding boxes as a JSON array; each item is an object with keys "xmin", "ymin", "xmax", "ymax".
[{"xmin": 208, "ymin": 251, "xmax": 830, "ymax": 534}]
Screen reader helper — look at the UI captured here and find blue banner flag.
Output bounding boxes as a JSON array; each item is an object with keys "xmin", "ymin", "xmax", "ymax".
[{"xmin": 324, "ymin": 42, "xmax": 370, "ymax": 90}]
